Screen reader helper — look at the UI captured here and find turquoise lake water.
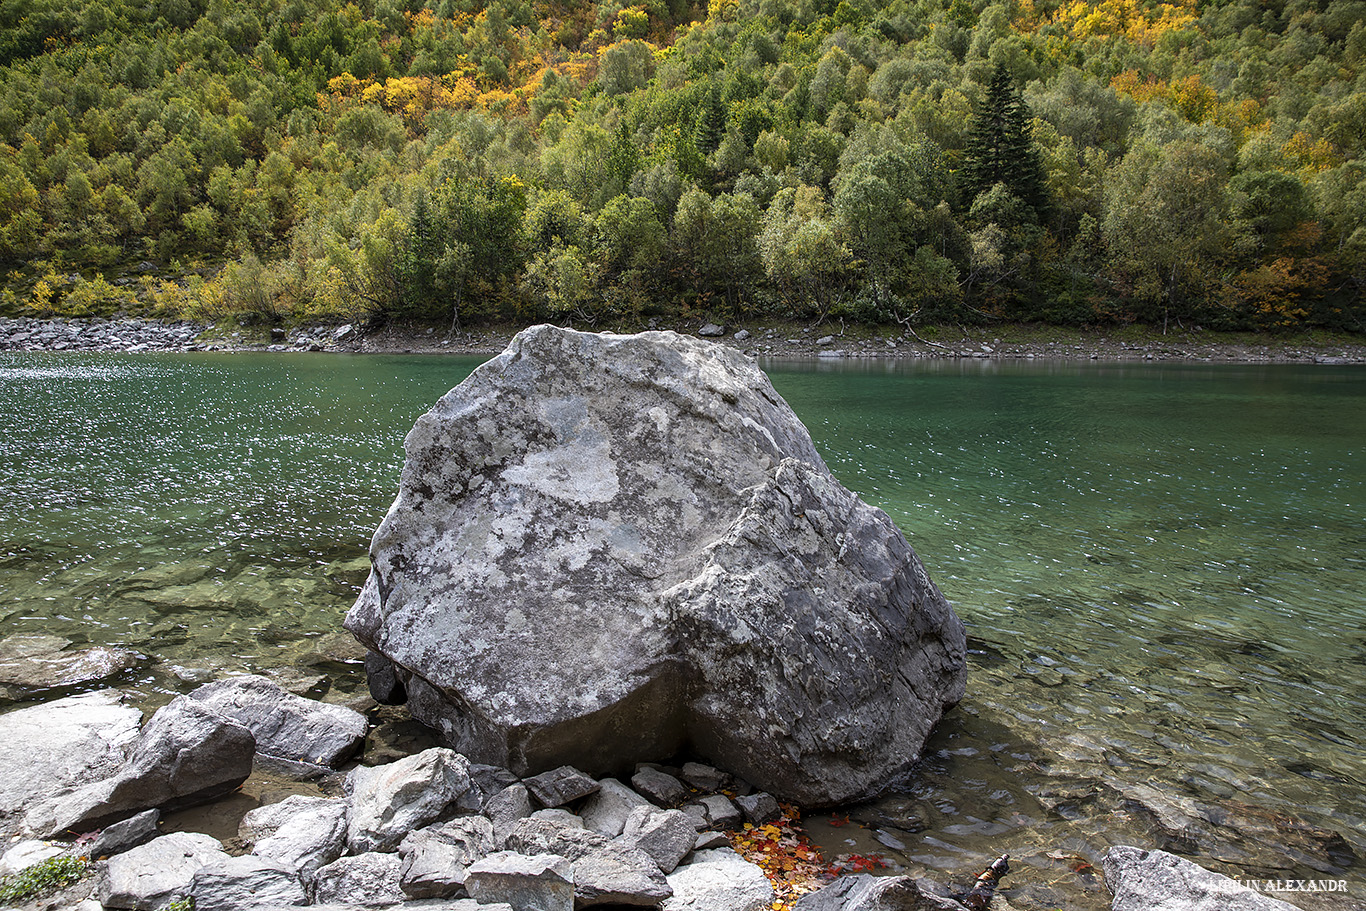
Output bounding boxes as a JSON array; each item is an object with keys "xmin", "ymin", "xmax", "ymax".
[{"xmin": 1, "ymin": 351, "xmax": 1362, "ymax": 902}]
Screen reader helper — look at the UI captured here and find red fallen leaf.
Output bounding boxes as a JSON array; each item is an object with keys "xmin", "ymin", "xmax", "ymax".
[{"xmin": 829, "ymin": 814, "xmax": 850, "ymax": 827}]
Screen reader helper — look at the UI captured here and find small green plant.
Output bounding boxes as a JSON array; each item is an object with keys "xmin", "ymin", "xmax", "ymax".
[
  {"xmin": 0, "ymin": 855, "xmax": 89, "ymax": 903},
  {"xmin": 163, "ymin": 896, "xmax": 195, "ymax": 911}
]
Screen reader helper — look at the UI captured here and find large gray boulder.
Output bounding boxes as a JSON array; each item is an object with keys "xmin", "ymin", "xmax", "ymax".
[
  {"xmin": 39, "ymin": 695, "xmax": 255, "ymax": 836},
  {"xmin": 1104, "ymin": 846, "xmax": 1302, "ymax": 911},
  {"xmin": 0, "ymin": 690, "xmax": 142, "ymax": 836},
  {"xmin": 346, "ymin": 326, "xmax": 966, "ymax": 806}
]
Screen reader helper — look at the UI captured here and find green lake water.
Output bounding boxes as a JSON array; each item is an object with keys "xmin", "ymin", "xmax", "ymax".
[{"xmin": 1, "ymin": 351, "xmax": 1363, "ymax": 904}]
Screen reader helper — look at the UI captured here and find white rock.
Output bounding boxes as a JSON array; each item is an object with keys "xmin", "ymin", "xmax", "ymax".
[
  {"xmin": 345, "ymin": 748, "xmax": 471, "ymax": 853},
  {"xmin": 240, "ymin": 795, "xmax": 348, "ymax": 878},
  {"xmin": 662, "ymin": 848, "xmax": 773, "ymax": 911}
]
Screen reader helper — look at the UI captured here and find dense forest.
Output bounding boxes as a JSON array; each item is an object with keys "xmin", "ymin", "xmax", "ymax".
[{"xmin": 0, "ymin": 0, "xmax": 1363, "ymax": 332}]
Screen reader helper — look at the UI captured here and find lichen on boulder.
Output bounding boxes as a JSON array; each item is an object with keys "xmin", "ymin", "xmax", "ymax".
[{"xmin": 346, "ymin": 326, "xmax": 966, "ymax": 806}]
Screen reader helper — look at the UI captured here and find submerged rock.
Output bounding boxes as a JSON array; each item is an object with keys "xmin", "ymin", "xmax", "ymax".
[
  {"xmin": 346, "ymin": 326, "xmax": 966, "ymax": 806},
  {"xmin": 0, "ymin": 634, "xmax": 143, "ymax": 698},
  {"xmin": 1104, "ymin": 846, "xmax": 1301, "ymax": 911}
]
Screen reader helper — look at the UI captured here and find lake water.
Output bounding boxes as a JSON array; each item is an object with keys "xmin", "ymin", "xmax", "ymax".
[{"xmin": 1, "ymin": 351, "xmax": 1363, "ymax": 905}]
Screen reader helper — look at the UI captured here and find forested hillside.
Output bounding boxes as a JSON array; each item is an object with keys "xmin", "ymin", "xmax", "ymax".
[{"xmin": 1, "ymin": 0, "xmax": 1363, "ymax": 331}]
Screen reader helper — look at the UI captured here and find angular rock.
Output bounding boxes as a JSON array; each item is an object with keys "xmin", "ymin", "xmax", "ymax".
[
  {"xmin": 240, "ymin": 795, "xmax": 348, "ymax": 878},
  {"xmin": 698, "ymin": 323, "xmax": 725, "ymax": 336},
  {"xmin": 631, "ymin": 767, "xmax": 688, "ymax": 807},
  {"xmin": 1104, "ymin": 846, "xmax": 1301, "ymax": 911},
  {"xmin": 464, "ymin": 851, "xmax": 575, "ymax": 911},
  {"xmin": 487, "ymin": 783, "xmax": 534, "ymax": 845},
  {"xmin": 471, "ymin": 764, "xmax": 523, "ymax": 809},
  {"xmin": 505, "ymin": 816, "xmax": 610, "ymax": 861},
  {"xmin": 0, "ymin": 690, "xmax": 142, "ymax": 836},
  {"xmin": 662, "ymin": 848, "xmax": 774, "ymax": 911},
  {"xmin": 345, "ymin": 326, "xmax": 965, "ymax": 806},
  {"xmin": 793, "ymin": 874, "xmax": 964, "ymax": 911},
  {"xmin": 579, "ymin": 779, "xmax": 650, "ymax": 837},
  {"xmin": 692, "ymin": 830, "xmax": 729, "ymax": 850},
  {"xmin": 524, "ymin": 766, "xmax": 600, "ymax": 808},
  {"xmin": 190, "ymin": 856, "xmax": 308, "ymax": 911},
  {"xmin": 313, "ymin": 852, "xmax": 407, "ymax": 907},
  {"xmin": 346, "ymin": 747, "xmax": 472, "ymax": 853},
  {"xmin": 680, "ymin": 804, "xmax": 708, "ymax": 831},
  {"xmin": 680, "ymin": 762, "xmax": 727, "ymax": 792},
  {"xmin": 96, "ymin": 832, "xmax": 229, "ymax": 911},
  {"xmin": 187, "ymin": 674, "xmax": 367, "ymax": 768},
  {"xmin": 399, "ymin": 816, "xmax": 496, "ymax": 899},
  {"xmin": 41, "ymin": 695, "xmax": 255, "ymax": 836},
  {"xmin": 573, "ymin": 841, "xmax": 672, "ymax": 907},
  {"xmin": 735, "ymin": 793, "xmax": 781, "ymax": 826},
  {"xmin": 699, "ymin": 794, "xmax": 742, "ymax": 830},
  {"xmin": 619, "ymin": 806, "xmax": 696, "ymax": 874},
  {"xmin": 87, "ymin": 809, "xmax": 160, "ymax": 860}
]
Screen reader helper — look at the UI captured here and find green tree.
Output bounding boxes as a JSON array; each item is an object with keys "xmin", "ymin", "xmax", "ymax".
[{"xmin": 961, "ymin": 63, "xmax": 1048, "ymax": 218}]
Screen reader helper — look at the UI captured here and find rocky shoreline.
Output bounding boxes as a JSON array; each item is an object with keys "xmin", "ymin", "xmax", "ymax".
[
  {"xmin": 3, "ymin": 315, "xmax": 1365, "ymax": 363},
  {"xmin": 1, "ymin": 673, "xmax": 1345, "ymax": 911}
]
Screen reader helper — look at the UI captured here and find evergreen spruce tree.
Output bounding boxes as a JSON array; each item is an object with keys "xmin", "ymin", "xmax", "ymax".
[{"xmin": 961, "ymin": 63, "xmax": 1049, "ymax": 219}]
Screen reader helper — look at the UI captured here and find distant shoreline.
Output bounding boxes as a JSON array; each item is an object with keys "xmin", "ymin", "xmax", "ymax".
[{"xmin": 3, "ymin": 315, "xmax": 1365, "ymax": 364}]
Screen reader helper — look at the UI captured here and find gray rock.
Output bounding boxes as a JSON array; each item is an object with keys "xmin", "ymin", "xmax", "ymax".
[
  {"xmin": 345, "ymin": 326, "xmax": 965, "ymax": 806},
  {"xmin": 631, "ymin": 767, "xmax": 688, "ymax": 807},
  {"xmin": 698, "ymin": 323, "xmax": 725, "ymax": 336},
  {"xmin": 399, "ymin": 816, "xmax": 496, "ymax": 899},
  {"xmin": 699, "ymin": 794, "xmax": 742, "ymax": 830},
  {"xmin": 464, "ymin": 851, "xmax": 575, "ymax": 911},
  {"xmin": 240, "ymin": 795, "xmax": 348, "ymax": 878},
  {"xmin": 792, "ymin": 874, "xmax": 963, "ymax": 910},
  {"xmin": 619, "ymin": 806, "xmax": 696, "ymax": 873},
  {"xmin": 816, "ymin": 335, "xmax": 836, "ymax": 346},
  {"xmin": 680, "ymin": 762, "xmax": 727, "ymax": 792},
  {"xmin": 691, "ymin": 830, "xmax": 729, "ymax": 850},
  {"xmin": 573, "ymin": 841, "xmax": 672, "ymax": 907},
  {"xmin": 187, "ymin": 674, "xmax": 367, "ymax": 768},
  {"xmin": 313, "ymin": 852, "xmax": 407, "ymax": 907},
  {"xmin": 505, "ymin": 816, "xmax": 610, "ymax": 861},
  {"xmin": 346, "ymin": 747, "xmax": 472, "ymax": 853},
  {"xmin": 579, "ymin": 779, "xmax": 650, "ymax": 837},
  {"xmin": 733, "ymin": 329, "xmax": 750, "ymax": 342},
  {"xmin": 471, "ymin": 764, "xmax": 522, "ymax": 806},
  {"xmin": 524, "ymin": 766, "xmax": 601, "ymax": 808},
  {"xmin": 531, "ymin": 808, "xmax": 585, "ymax": 828},
  {"xmin": 0, "ymin": 840, "xmax": 66, "ymax": 876},
  {"xmin": 487, "ymin": 783, "xmax": 534, "ymax": 845},
  {"xmin": 87, "ymin": 809, "xmax": 160, "ymax": 860},
  {"xmin": 680, "ymin": 804, "xmax": 708, "ymax": 831},
  {"xmin": 0, "ymin": 690, "xmax": 142, "ymax": 836},
  {"xmin": 366, "ymin": 651, "xmax": 407, "ymax": 705},
  {"xmin": 41, "ymin": 695, "xmax": 255, "ymax": 836},
  {"xmin": 190, "ymin": 855, "xmax": 308, "ymax": 911},
  {"xmin": 1104, "ymin": 846, "xmax": 1301, "ymax": 911},
  {"xmin": 735, "ymin": 793, "xmax": 781, "ymax": 825},
  {"xmin": 96, "ymin": 832, "xmax": 229, "ymax": 911},
  {"xmin": 662, "ymin": 848, "xmax": 774, "ymax": 911},
  {"xmin": 0, "ymin": 635, "xmax": 142, "ymax": 696}
]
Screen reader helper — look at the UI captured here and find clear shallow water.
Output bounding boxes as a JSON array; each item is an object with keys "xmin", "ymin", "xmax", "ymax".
[{"xmin": 1, "ymin": 352, "xmax": 1363, "ymax": 903}]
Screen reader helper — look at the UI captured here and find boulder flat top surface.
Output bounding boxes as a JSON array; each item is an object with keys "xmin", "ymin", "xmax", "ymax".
[{"xmin": 348, "ymin": 326, "xmax": 965, "ymax": 805}]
